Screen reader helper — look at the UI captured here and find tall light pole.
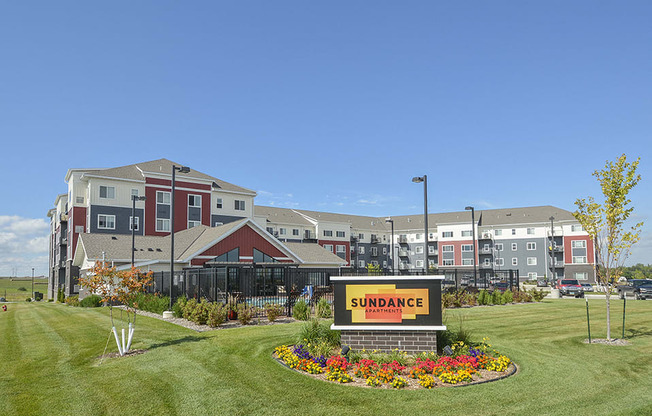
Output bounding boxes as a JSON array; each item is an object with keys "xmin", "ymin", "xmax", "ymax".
[
  {"xmin": 31, "ymin": 267, "xmax": 34, "ymax": 300},
  {"xmin": 549, "ymin": 216, "xmax": 556, "ymax": 288},
  {"xmin": 385, "ymin": 218, "xmax": 394, "ymax": 275},
  {"xmin": 465, "ymin": 206, "xmax": 478, "ymax": 287},
  {"xmin": 412, "ymin": 175, "xmax": 428, "ymax": 274},
  {"xmin": 131, "ymin": 194, "xmax": 147, "ymax": 267},
  {"xmin": 170, "ymin": 165, "xmax": 190, "ymax": 310}
]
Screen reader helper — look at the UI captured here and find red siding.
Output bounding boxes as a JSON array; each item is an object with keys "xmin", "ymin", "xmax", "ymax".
[
  {"xmin": 563, "ymin": 236, "xmax": 595, "ymax": 264},
  {"xmin": 190, "ymin": 225, "xmax": 293, "ymax": 267},
  {"xmin": 438, "ymin": 240, "xmax": 475, "ymax": 266},
  {"xmin": 145, "ymin": 185, "xmax": 211, "ymax": 236},
  {"xmin": 71, "ymin": 206, "xmax": 87, "ymax": 259},
  {"xmin": 146, "ymin": 177, "xmax": 211, "ymax": 191},
  {"xmin": 318, "ymin": 240, "xmax": 350, "ymax": 265}
]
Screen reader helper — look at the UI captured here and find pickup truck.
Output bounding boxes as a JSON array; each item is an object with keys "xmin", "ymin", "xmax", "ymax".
[
  {"xmin": 557, "ymin": 279, "xmax": 584, "ymax": 298},
  {"xmin": 617, "ymin": 279, "xmax": 652, "ymax": 300}
]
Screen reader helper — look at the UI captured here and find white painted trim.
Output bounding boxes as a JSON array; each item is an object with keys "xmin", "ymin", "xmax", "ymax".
[
  {"xmin": 240, "ymin": 256, "xmax": 254, "ymax": 260},
  {"xmin": 330, "ymin": 275, "xmax": 445, "ymax": 281},
  {"xmin": 147, "ymin": 184, "xmax": 213, "ymax": 194},
  {"xmin": 331, "ymin": 325, "xmax": 447, "ymax": 331},
  {"xmin": 81, "ymin": 174, "xmax": 145, "ymax": 184},
  {"xmin": 97, "ymin": 214, "xmax": 116, "ymax": 230}
]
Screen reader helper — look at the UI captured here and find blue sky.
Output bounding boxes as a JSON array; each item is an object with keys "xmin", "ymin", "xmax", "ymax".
[{"xmin": 1, "ymin": 1, "xmax": 651, "ymax": 276}]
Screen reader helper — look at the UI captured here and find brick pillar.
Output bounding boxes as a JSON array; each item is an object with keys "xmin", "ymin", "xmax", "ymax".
[{"xmin": 340, "ymin": 330, "xmax": 438, "ymax": 354}]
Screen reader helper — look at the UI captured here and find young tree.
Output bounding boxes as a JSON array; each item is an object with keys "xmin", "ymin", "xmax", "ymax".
[
  {"xmin": 574, "ymin": 154, "xmax": 643, "ymax": 340},
  {"xmin": 79, "ymin": 261, "xmax": 153, "ymax": 356}
]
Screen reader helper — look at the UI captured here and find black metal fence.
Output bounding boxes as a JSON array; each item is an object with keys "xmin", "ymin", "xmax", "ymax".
[{"xmin": 149, "ymin": 266, "xmax": 520, "ymax": 318}]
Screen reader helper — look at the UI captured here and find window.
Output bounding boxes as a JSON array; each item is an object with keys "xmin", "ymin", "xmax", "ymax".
[
  {"xmin": 129, "ymin": 216, "xmax": 139, "ymax": 231},
  {"xmin": 216, "ymin": 198, "xmax": 223, "ymax": 209},
  {"xmin": 359, "ymin": 233, "xmax": 365, "ymax": 239},
  {"xmin": 575, "ymin": 272, "xmax": 588, "ymax": 280},
  {"xmin": 156, "ymin": 219, "xmax": 170, "ymax": 232},
  {"xmin": 429, "ymin": 233, "xmax": 435, "ymax": 240},
  {"xmin": 131, "ymin": 189, "xmax": 139, "ymax": 197},
  {"xmin": 571, "ymin": 240, "xmax": 586, "ymax": 248},
  {"xmin": 527, "ymin": 227, "xmax": 535, "ymax": 235},
  {"xmin": 75, "ymin": 196, "xmax": 84, "ymax": 204},
  {"xmin": 495, "ymin": 258, "xmax": 504, "ymax": 266},
  {"xmin": 527, "ymin": 257, "xmax": 537, "ymax": 265},
  {"xmin": 99, "ymin": 186, "xmax": 115, "ymax": 199},
  {"xmin": 266, "ymin": 227, "xmax": 274, "ymax": 234},
  {"xmin": 462, "ymin": 244, "xmax": 473, "ymax": 252},
  {"xmin": 324, "ymin": 244, "xmax": 333, "ymax": 252},
  {"xmin": 157, "ymin": 191, "xmax": 171, "ymax": 204},
  {"xmin": 188, "ymin": 195, "xmax": 201, "ymax": 207},
  {"xmin": 442, "ymin": 231, "xmax": 453, "ymax": 238},
  {"xmin": 214, "ymin": 221, "xmax": 223, "ymax": 226},
  {"xmin": 571, "ymin": 224, "xmax": 583, "ymax": 232},
  {"xmin": 573, "ymin": 256, "xmax": 587, "ymax": 264},
  {"xmin": 443, "ymin": 259, "xmax": 454, "ymax": 266},
  {"xmin": 415, "ymin": 233, "xmax": 421, "ymax": 240},
  {"xmin": 323, "ymin": 230, "xmax": 333, "ymax": 237},
  {"xmin": 442, "ymin": 245, "xmax": 453, "ymax": 252},
  {"xmin": 188, "ymin": 220, "xmax": 201, "ymax": 228},
  {"xmin": 462, "ymin": 259, "xmax": 473, "ymax": 265},
  {"xmin": 528, "ymin": 272, "xmax": 537, "ymax": 279},
  {"xmin": 383, "ymin": 261, "xmax": 388, "ymax": 268},
  {"xmin": 428, "ymin": 259, "xmax": 435, "ymax": 267},
  {"xmin": 292, "ymin": 229, "xmax": 299, "ymax": 236},
  {"xmin": 358, "ymin": 260, "xmax": 365, "ymax": 268},
  {"xmin": 97, "ymin": 214, "xmax": 115, "ymax": 230},
  {"xmin": 461, "ymin": 230, "xmax": 472, "ymax": 237},
  {"xmin": 495, "ymin": 229, "xmax": 503, "ymax": 236},
  {"xmin": 234, "ymin": 200, "xmax": 245, "ymax": 211},
  {"xmin": 512, "ymin": 258, "xmax": 518, "ymax": 266},
  {"xmin": 415, "ymin": 246, "xmax": 423, "ymax": 254},
  {"xmin": 416, "ymin": 260, "xmax": 424, "ymax": 268},
  {"xmin": 483, "ymin": 258, "xmax": 491, "ymax": 266},
  {"xmin": 336, "ymin": 231, "xmax": 346, "ymax": 238},
  {"xmin": 527, "ymin": 242, "xmax": 536, "ymax": 250},
  {"xmin": 495, "ymin": 243, "xmax": 504, "ymax": 251},
  {"xmin": 371, "ymin": 247, "xmax": 378, "ymax": 256},
  {"xmin": 428, "ymin": 245, "xmax": 436, "ymax": 254},
  {"xmin": 359, "ymin": 246, "xmax": 365, "ymax": 254},
  {"xmin": 512, "ymin": 229, "xmax": 516, "ymax": 235},
  {"xmin": 511, "ymin": 243, "xmax": 517, "ymax": 251},
  {"xmin": 279, "ymin": 228, "xmax": 286, "ymax": 235},
  {"xmin": 336, "ymin": 245, "xmax": 346, "ymax": 253},
  {"xmin": 382, "ymin": 247, "xmax": 387, "ymax": 255}
]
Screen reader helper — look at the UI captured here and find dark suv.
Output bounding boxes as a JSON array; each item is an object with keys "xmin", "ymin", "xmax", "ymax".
[{"xmin": 558, "ymin": 279, "xmax": 584, "ymax": 298}]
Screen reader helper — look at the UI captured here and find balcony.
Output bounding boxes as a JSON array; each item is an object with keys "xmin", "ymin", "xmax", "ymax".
[
  {"xmin": 398, "ymin": 236, "xmax": 408, "ymax": 244},
  {"xmin": 548, "ymin": 245, "xmax": 564, "ymax": 252},
  {"xmin": 60, "ymin": 213, "xmax": 69, "ymax": 222},
  {"xmin": 370, "ymin": 236, "xmax": 380, "ymax": 244},
  {"xmin": 480, "ymin": 232, "xmax": 492, "ymax": 240},
  {"xmin": 398, "ymin": 263, "xmax": 409, "ymax": 270},
  {"xmin": 60, "ymin": 237, "xmax": 68, "ymax": 246},
  {"xmin": 480, "ymin": 247, "xmax": 493, "ymax": 255},
  {"xmin": 350, "ymin": 235, "xmax": 358, "ymax": 242},
  {"xmin": 480, "ymin": 263, "xmax": 493, "ymax": 270},
  {"xmin": 398, "ymin": 249, "xmax": 409, "ymax": 257},
  {"xmin": 428, "ymin": 249, "xmax": 438, "ymax": 256}
]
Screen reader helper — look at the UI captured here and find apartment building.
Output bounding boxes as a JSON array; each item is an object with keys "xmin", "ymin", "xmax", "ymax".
[{"xmin": 48, "ymin": 159, "xmax": 596, "ymax": 297}]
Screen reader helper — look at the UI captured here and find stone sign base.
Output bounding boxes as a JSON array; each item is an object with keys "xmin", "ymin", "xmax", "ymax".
[{"xmin": 341, "ymin": 330, "xmax": 438, "ymax": 354}]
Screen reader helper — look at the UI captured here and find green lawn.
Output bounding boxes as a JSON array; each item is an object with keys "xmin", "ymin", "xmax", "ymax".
[
  {"xmin": 0, "ymin": 277, "xmax": 48, "ymax": 301},
  {"xmin": 1, "ymin": 299, "xmax": 651, "ymax": 415}
]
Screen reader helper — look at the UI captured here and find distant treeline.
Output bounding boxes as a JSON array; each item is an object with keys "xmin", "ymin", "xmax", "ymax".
[{"xmin": 622, "ymin": 264, "xmax": 652, "ymax": 279}]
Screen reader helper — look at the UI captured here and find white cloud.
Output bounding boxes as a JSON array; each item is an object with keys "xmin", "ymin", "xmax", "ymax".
[{"xmin": 0, "ymin": 216, "xmax": 49, "ymax": 276}]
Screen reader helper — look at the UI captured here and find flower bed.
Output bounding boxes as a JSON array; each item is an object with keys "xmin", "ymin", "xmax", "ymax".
[{"xmin": 274, "ymin": 339, "xmax": 515, "ymax": 389}]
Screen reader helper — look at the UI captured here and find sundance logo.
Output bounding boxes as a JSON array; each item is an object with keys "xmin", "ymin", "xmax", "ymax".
[{"xmin": 345, "ymin": 284, "xmax": 429, "ymax": 323}]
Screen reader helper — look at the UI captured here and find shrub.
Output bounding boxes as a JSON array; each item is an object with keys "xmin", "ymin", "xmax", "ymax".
[
  {"xmin": 529, "ymin": 288, "xmax": 547, "ymax": 302},
  {"xmin": 132, "ymin": 292, "xmax": 169, "ymax": 314},
  {"xmin": 26, "ymin": 297, "xmax": 32, "ymax": 302},
  {"xmin": 316, "ymin": 297, "xmax": 331, "ymax": 318},
  {"xmin": 182, "ymin": 298, "xmax": 198, "ymax": 320},
  {"xmin": 47, "ymin": 299, "xmax": 54, "ymax": 302},
  {"xmin": 57, "ymin": 287, "xmax": 65, "ymax": 303},
  {"xmin": 502, "ymin": 290, "xmax": 514, "ymax": 304},
  {"xmin": 80, "ymin": 294, "xmax": 103, "ymax": 308},
  {"xmin": 512, "ymin": 290, "xmax": 533, "ymax": 303},
  {"xmin": 173, "ymin": 295, "xmax": 188, "ymax": 318},
  {"xmin": 298, "ymin": 318, "xmax": 340, "ymax": 352},
  {"xmin": 264, "ymin": 303, "xmax": 284, "ymax": 322},
  {"xmin": 492, "ymin": 290, "xmax": 504, "ymax": 305},
  {"xmin": 65, "ymin": 295, "xmax": 80, "ymax": 307},
  {"xmin": 236, "ymin": 303, "xmax": 258, "ymax": 325},
  {"xmin": 208, "ymin": 302, "xmax": 228, "ymax": 327},
  {"xmin": 293, "ymin": 300, "xmax": 310, "ymax": 320},
  {"xmin": 18, "ymin": 287, "xmax": 27, "ymax": 291},
  {"xmin": 478, "ymin": 290, "xmax": 490, "ymax": 305},
  {"xmin": 189, "ymin": 298, "xmax": 210, "ymax": 325}
]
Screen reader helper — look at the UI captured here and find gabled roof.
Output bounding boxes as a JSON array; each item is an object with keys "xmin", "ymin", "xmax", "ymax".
[
  {"xmin": 293, "ymin": 209, "xmax": 390, "ymax": 232},
  {"xmin": 479, "ymin": 205, "xmax": 575, "ymax": 226},
  {"xmin": 284, "ymin": 242, "xmax": 348, "ymax": 266},
  {"xmin": 254, "ymin": 206, "xmax": 314, "ymax": 226},
  {"xmin": 72, "ymin": 158, "xmax": 255, "ymax": 195}
]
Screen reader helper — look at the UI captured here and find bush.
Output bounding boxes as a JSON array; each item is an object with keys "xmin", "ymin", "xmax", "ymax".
[
  {"xmin": 478, "ymin": 290, "xmax": 491, "ymax": 305},
  {"xmin": 316, "ymin": 297, "xmax": 331, "ymax": 318},
  {"xmin": 298, "ymin": 318, "xmax": 340, "ymax": 354},
  {"xmin": 236, "ymin": 304, "xmax": 258, "ymax": 325},
  {"xmin": 208, "ymin": 303, "xmax": 228, "ymax": 327},
  {"xmin": 132, "ymin": 292, "xmax": 169, "ymax": 314},
  {"xmin": 26, "ymin": 297, "xmax": 32, "ymax": 302},
  {"xmin": 65, "ymin": 295, "xmax": 80, "ymax": 307},
  {"xmin": 529, "ymin": 288, "xmax": 547, "ymax": 302},
  {"xmin": 293, "ymin": 300, "xmax": 310, "ymax": 320},
  {"xmin": 189, "ymin": 298, "xmax": 210, "ymax": 325},
  {"xmin": 492, "ymin": 290, "xmax": 504, "ymax": 305},
  {"xmin": 182, "ymin": 298, "xmax": 198, "ymax": 320},
  {"xmin": 18, "ymin": 287, "xmax": 27, "ymax": 292},
  {"xmin": 57, "ymin": 287, "xmax": 65, "ymax": 303},
  {"xmin": 264, "ymin": 303, "xmax": 284, "ymax": 322},
  {"xmin": 173, "ymin": 295, "xmax": 188, "ymax": 318},
  {"xmin": 80, "ymin": 294, "xmax": 102, "ymax": 308},
  {"xmin": 47, "ymin": 299, "xmax": 54, "ymax": 302},
  {"xmin": 513, "ymin": 290, "xmax": 533, "ymax": 303},
  {"xmin": 502, "ymin": 290, "xmax": 514, "ymax": 303}
]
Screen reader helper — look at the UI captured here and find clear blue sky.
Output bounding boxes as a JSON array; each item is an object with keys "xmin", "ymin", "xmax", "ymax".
[{"xmin": 1, "ymin": 1, "xmax": 651, "ymax": 276}]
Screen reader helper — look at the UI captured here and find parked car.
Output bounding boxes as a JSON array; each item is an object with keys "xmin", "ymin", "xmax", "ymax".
[
  {"xmin": 617, "ymin": 279, "xmax": 652, "ymax": 300},
  {"xmin": 557, "ymin": 279, "xmax": 584, "ymax": 298},
  {"xmin": 580, "ymin": 283, "xmax": 594, "ymax": 292}
]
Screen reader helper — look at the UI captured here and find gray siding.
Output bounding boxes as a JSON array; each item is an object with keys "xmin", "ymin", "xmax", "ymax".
[
  {"xmin": 211, "ymin": 214, "xmax": 246, "ymax": 226},
  {"xmin": 90, "ymin": 205, "xmax": 144, "ymax": 235}
]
